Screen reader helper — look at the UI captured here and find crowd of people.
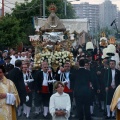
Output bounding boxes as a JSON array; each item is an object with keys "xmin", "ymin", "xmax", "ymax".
[{"xmin": 0, "ymin": 44, "xmax": 120, "ymax": 120}]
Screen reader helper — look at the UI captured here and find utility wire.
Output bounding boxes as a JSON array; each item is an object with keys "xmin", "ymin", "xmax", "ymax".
[
  {"xmin": 0, "ymin": 2, "xmax": 13, "ymax": 9},
  {"xmin": 4, "ymin": 0, "xmax": 15, "ymax": 5},
  {"xmin": 0, "ymin": 0, "xmax": 39, "ymax": 14},
  {"xmin": 14, "ymin": 5, "xmax": 40, "ymax": 13}
]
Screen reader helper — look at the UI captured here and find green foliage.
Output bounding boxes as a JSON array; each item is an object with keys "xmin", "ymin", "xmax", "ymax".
[
  {"xmin": 0, "ymin": 0, "xmax": 75, "ymax": 48},
  {"xmin": 0, "ymin": 14, "xmax": 26, "ymax": 48}
]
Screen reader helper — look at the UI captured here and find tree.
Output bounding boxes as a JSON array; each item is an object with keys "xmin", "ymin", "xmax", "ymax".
[
  {"xmin": 0, "ymin": 0, "xmax": 75, "ymax": 48},
  {"xmin": 0, "ymin": 14, "xmax": 26, "ymax": 49}
]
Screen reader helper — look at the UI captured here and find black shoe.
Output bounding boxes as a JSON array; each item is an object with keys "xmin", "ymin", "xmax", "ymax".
[
  {"xmin": 103, "ymin": 111, "xmax": 107, "ymax": 116},
  {"xmin": 99, "ymin": 109, "xmax": 104, "ymax": 112},
  {"xmin": 43, "ymin": 115, "xmax": 50, "ymax": 119},
  {"xmin": 26, "ymin": 116, "xmax": 31, "ymax": 119},
  {"xmin": 112, "ymin": 116, "xmax": 116, "ymax": 119},
  {"xmin": 33, "ymin": 113, "xmax": 39, "ymax": 119},
  {"xmin": 23, "ymin": 113, "xmax": 26, "ymax": 117},
  {"xmin": 105, "ymin": 116, "xmax": 111, "ymax": 119},
  {"xmin": 91, "ymin": 113, "xmax": 95, "ymax": 116},
  {"xmin": 18, "ymin": 113, "xmax": 22, "ymax": 118}
]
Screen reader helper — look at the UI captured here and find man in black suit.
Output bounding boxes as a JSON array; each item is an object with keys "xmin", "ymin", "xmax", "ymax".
[
  {"xmin": 3, "ymin": 56, "xmax": 14, "ymax": 78},
  {"xmin": 84, "ymin": 60, "xmax": 100, "ymax": 116},
  {"xmin": 99, "ymin": 58, "xmax": 109, "ymax": 112},
  {"xmin": 104, "ymin": 60, "xmax": 120, "ymax": 119},
  {"xmin": 73, "ymin": 59, "xmax": 92, "ymax": 120},
  {"xmin": 8, "ymin": 60, "xmax": 27, "ymax": 116},
  {"xmin": 34, "ymin": 62, "xmax": 54, "ymax": 118}
]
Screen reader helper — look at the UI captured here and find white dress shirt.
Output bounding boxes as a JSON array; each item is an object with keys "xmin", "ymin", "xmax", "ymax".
[
  {"xmin": 42, "ymin": 72, "xmax": 48, "ymax": 86},
  {"xmin": 111, "ymin": 69, "xmax": 116, "ymax": 89}
]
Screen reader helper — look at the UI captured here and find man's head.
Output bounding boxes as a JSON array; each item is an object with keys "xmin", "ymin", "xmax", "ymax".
[
  {"xmin": 22, "ymin": 64, "xmax": 28, "ymax": 73},
  {"xmin": 4, "ymin": 56, "xmax": 11, "ymax": 63},
  {"xmin": 109, "ymin": 60, "xmax": 116, "ymax": 69},
  {"xmin": 87, "ymin": 55, "xmax": 92, "ymax": 62},
  {"xmin": 18, "ymin": 52, "xmax": 21, "ymax": 57},
  {"xmin": 14, "ymin": 52, "xmax": 18, "ymax": 58},
  {"xmin": 42, "ymin": 62, "xmax": 48, "ymax": 73},
  {"xmin": 15, "ymin": 60, "xmax": 22, "ymax": 69},
  {"xmin": 84, "ymin": 61, "xmax": 90, "ymax": 70},
  {"xmin": 103, "ymin": 58, "xmax": 109, "ymax": 67},
  {"xmin": 21, "ymin": 52, "xmax": 26, "ymax": 57},
  {"xmin": 28, "ymin": 48, "xmax": 32, "ymax": 53},
  {"xmin": 28, "ymin": 52, "xmax": 32, "ymax": 58},
  {"xmin": 24, "ymin": 58, "xmax": 30, "ymax": 67},
  {"xmin": 64, "ymin": 62, "xmax": 70, "ymax": 72},
  {"xmin": 79, "ymin": 59, "xmax": 85, "ymax": 67}
]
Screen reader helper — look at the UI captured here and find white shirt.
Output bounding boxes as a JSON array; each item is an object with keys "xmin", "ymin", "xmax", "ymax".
[
  {"xmin": 21, "ymin": 56, "xmax": 26, "ymax": 61},
  {"xmin": 42, "ymin": 72, "xmax": 48, "ymax": 86},
  {"xmin": 111, "ymin": 69, "xmax": 116, "ymax": 88},
  {"xmin": 65, "ymin": 72, "xmax": 70, "ymax": 89},
  {"xmin": 10, "ymin": 57, "xmax": 19, "ymax": 66},
  {"xmin": 23, "ymin": 73, "xmax": 28, "ymax": 80}
]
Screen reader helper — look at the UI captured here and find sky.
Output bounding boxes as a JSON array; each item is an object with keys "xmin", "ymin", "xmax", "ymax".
[{"xmin": 0, "ymin": 0, "xmax": 120, "ymax": 13}]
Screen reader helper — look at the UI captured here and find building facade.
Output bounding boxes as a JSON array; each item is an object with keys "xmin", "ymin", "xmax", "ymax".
[
  {"xmin": 117, "ymin": 11, "xmax": 120, "ymax": 31},
  {"xmin": 73, "ymin": 2, "xmax": 99, "ymax": 33},
  {"xmin": 99, "ymin": 0, "xmax": 117, "ymax": 29},
  {"xmin": 0, "ymin": 9, "xmax": 2, "ymax": 16}
]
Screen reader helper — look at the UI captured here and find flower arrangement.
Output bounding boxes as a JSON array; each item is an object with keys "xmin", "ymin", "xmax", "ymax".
[{"xmin": 34, "ymin": 51, "xmax": 74, "ymax": 70}]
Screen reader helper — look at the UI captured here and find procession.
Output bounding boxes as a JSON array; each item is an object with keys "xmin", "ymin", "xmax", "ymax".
[{"xmin": 0, "ymin": 0, "xmax": 120, "ymax": 120}]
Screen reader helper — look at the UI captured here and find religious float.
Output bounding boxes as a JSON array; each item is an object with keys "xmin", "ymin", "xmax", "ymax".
[{"xmin": 29, "ymin": 4, "xmax": 78, "ymax": 71}]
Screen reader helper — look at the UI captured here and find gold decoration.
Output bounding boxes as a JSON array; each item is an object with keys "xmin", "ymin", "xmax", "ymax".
[
  {"xmin": 48, "ymin": 3, "xmax": 57, "ymax": 13},
  {"xmin": 108, "ymin": 37, "xmax": 116, "ymax": 45},
  {"xmin": 101, "ymin": 32, "xmax": 106, "ymax": 37},
  {"xmin": 99, "ymin": 32, "xmax": 108, "ymax": 47}
]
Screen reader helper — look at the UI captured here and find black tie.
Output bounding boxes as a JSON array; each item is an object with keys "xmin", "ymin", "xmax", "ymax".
[{"xmin": 26, "ymin": 74, "xmax": 28, "ymax": 80}]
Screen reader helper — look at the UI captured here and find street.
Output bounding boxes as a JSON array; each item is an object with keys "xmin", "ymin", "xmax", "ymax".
[{"xmin": 18, "ymin": 105, "xmax": 116, "ymax": 120}]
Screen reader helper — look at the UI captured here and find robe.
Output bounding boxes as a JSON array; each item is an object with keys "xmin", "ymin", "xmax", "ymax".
[
  {"xmin": 110, "ymin": 85, "xmax": 120, "ymax": 120},
  {"xmin": 0, "ymin": 76, "xmax": 20, "ymax": 120},
  {"xmin": 49, "ymin": 92, "xmax": 71, "ymax": 120}
]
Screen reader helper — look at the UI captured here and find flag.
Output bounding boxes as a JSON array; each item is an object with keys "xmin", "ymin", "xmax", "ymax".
[{"xmin": 110, "ymin": 19, "xmax": 116, "ymax": 26}]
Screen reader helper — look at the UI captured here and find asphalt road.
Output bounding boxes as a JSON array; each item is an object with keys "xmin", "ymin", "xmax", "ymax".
[{"xmin": 18, "ymin": 105, "xmax": 116, "ymax": 120}]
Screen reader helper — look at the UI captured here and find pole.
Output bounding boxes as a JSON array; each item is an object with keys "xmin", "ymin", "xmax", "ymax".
[
  {"xmin": 2, "ymin": 0, "xmax": 4, "ymax": 16},
  {"xmin": 64, "ymin": 0, "xmax": 67, "ymax": 16},
  {"xmin": 40, "ymin": 0, "xmax": 42, "ymax": 17},
  {"xmin": 43, "ymin": 0, "xmax": 45, "ymax": 18}
]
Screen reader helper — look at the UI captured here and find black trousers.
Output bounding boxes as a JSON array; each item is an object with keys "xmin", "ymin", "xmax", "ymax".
[
  {"xmin": 75, "ymin": 95, "xmax": 91, "ymax": 120},
  {"xmin": 26, "ymin": 92, "xmax": 33, "ymax": 107},
  {"xmin": 42, "ymin": 93, "xmax": 51, "ymax": 107},
  {"xmin": 65, "ymin": 92, "xmax": 73, "ymax": 104},
  {"xmin": 106, "ymin": 88, "xmax": 115, "ymax": 105},
  {"xmin": 34, "ymin": 92, "xmax": 42, "ymax": 107}
]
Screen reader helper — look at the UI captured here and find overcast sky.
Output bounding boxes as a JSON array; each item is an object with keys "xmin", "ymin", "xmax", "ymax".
[{"xmin": 0, "ymin": 0, "xmax": 120, "ymax": 13}]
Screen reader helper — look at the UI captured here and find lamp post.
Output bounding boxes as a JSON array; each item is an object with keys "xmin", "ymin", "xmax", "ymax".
[
  {"xmin": 64, "ymin": 0, "xmax": 67, "ymax": 16},
  {"xmin": 43, "ymin": 0, "xmax": 46, "ymax": 18}
]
